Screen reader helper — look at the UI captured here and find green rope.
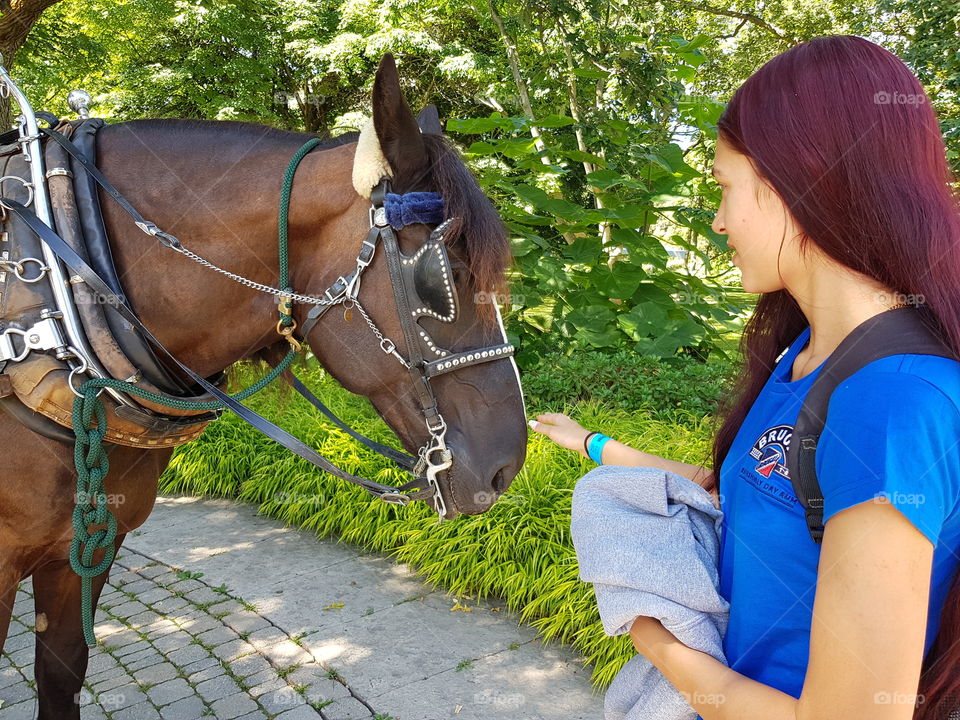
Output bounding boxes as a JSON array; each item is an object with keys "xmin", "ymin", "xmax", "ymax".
[
  {"xmin": 70, "ymin": 348, "xmax": 296, "ymax": 646},
  {"xmin": 278, "ymin": 137, "xmax": 323, "ymax": 327},
  {"xmin": 70, "ymin": 136, "xmax": 323, "ymax": 647}
]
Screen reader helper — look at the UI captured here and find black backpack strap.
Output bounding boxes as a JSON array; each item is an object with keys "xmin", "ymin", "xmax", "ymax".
[{"xmin": 786, "ymin": 306, "xmax": 954, "ymax": 544}]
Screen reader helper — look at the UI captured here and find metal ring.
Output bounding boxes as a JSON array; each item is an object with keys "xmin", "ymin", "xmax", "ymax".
[
  {"xmin": 0, "ymin": 83, "xmax": 9, "ymax": 99},
  {"xmin": 0, "ymin": 175, "xmax": 34, "ymax": 208},
  {"xmin": 12, "ymin": 257, "xmax": 49, "ymax": 283},
  {"xmin": 67, "ymin": 351, "xmax": 105, "ymax": 399}
]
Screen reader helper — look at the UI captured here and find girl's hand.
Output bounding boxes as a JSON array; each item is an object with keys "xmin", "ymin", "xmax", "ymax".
[{"xmin": 528, "ymin": 412, "xmax": 592, "ymax": 456}]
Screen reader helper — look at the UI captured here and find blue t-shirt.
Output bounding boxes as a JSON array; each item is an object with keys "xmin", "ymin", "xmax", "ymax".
[{"xmin": 712, "ymin": 324, "xmax": 960, "ymax": 704}]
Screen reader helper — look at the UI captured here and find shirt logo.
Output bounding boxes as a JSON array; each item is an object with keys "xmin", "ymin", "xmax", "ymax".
[{"xmin": 749, "ymin": 424, "xmax": 792, "ymax": 479}]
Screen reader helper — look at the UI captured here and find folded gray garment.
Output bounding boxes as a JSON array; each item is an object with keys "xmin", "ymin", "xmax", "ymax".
[{"xmin": 570, "ymin": 464, "xmax": 729, "ymax": 720}]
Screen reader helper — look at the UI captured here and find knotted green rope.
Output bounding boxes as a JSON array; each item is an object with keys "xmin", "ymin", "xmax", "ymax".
[{"xmin": 71, "ymin": 137, "xmax": 322, "ymax": 647}]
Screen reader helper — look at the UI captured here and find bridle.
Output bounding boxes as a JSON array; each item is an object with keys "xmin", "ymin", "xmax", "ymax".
[
  {"xmin": 4, "ymin": 127, "xmax": 519, "ymax": 520},
  {"xmin": 291, "ymin": 177, "xmax": 517, "ymax": 518}
]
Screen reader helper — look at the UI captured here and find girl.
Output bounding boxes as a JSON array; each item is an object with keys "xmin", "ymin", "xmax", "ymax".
[{"xmin": 531, "ymin": 35, "xmax": 960, "ymax": 720}]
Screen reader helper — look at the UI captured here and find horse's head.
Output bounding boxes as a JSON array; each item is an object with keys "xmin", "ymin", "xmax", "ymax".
[{"xmin": 292, "ymin": 53, "xmax": 527, "ymax": 519}]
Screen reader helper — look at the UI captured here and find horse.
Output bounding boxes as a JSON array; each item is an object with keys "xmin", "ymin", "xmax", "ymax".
[{"xmin": 0, "ymin": 53, "xmax": 527, "ymax": 718}]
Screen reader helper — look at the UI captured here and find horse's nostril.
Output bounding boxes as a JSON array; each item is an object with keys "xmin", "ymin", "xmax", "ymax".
[{"xmin": 492, "ymin": 468, "xmax": 505, "ymax": 494}]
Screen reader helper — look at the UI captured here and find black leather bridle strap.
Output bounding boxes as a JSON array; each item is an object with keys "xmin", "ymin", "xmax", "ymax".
[
  {"xmin": 1, "ymin": 199, "xmax": 433, "ymax": 502},
  {"xmin": 275, "ymin": 365, "xmax": 418, "ymax": 472}
]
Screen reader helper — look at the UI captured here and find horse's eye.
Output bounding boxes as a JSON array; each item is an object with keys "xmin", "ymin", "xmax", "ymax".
[{"xmin": 450, "ymin": 260, "xmax": 468, "ymax": 285}]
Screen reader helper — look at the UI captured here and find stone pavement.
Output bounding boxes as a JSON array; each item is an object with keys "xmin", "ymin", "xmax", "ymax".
[{"xmin": 1, "ymin": 495, "xmax": 606, "ymax": 719}]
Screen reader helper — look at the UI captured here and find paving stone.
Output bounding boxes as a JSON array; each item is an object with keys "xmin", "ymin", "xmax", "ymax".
[
  {"xmin": 319, "ymin": 696, "xmax": 374, "ymax": 720},
  {"xmin": 181, "ymin": 655, "xmax": 220, "ymax": 678},
  {"xmin": 228, "ymin": 653, "xmax": 273, "ymax": 679},
  {"xmin": 167, "ymin": 578, "xmax": 206, "ymax": 594},
  {"xmin": 211, "ymin": 638, "xmax": 256, "ymax": 663},
  {"xmin": 146, "ymin": 677, "xmax": 194, "ymax": 707},
  {"xmin": 152, "ymin": 632, "xmax": 195, "ymax": 654},
  {"xmin": 247, "ymin": 674, "xmax": 287, "ymax": 698},
  {"xmin": 111, "ymin": 700, "xmax": 161, "ymax": 720},
  {"xmin": 86, "ymin": 657, "xmax": 124, "ymax": 684},
  {"xmin": 177, "ymin": 613, "xmax": 223, "ymax": 635},
  {"xmin": 0, "ymin": 699, "xmax": 37, "ymax": 720},
  {"xmin": 195, "ymin": 625, "xmax": 240, "ymax": 648},
  {"xmin": 159, "ymin": 694, "xmax": 208, "ymax": 720},
  {"xmin": 112, "ymin": 639, "xmax": 152, "ymax": 660},
  {"xmin": 209, "ymin": 691, "xmax": 260, "ymax": 719},
  {"xmin": 150, "ymin": 596, "xmax": 191, "ymax": 614},
  {"xmin": 205, "ymin": 599, "xmax": 244, "ymax": 616},
  {"xmin": 188, "ymin": 662, "xmax": 226, "ymax": 684},
  {"xmin": 110, "ymin": 601, "xmax": 150, "ymax": 620},
  {"xmin": 195, "ymin": 674, "xmax": 242, "ymax": 703},
  {"xmin": 126, "ymin": 610, "xmax": 161, "ymax": 629},
  {"xmin": 167, "ymin": 642, "xmax": 211, "ymax": 667},
  {"xmin": 89, "ymin": 670, "xmax": 131, "ymax": 694},
  {"xmin": 245, "ymin": 625, "xmax": 288, "ymax": 648},
  {"xmin": 258, "ymin": 640, "xmax": 312, "ymax": 669},
  {"xmin": 126, "ymin": 652, "xmax": 168, "ymax": 672},
  {"xmin": 258, "ymin": 686, "xmax": 310, "ymax": 715},
  {"xmin": 95, "ymin": 682, "xmax": 148, "ymax": 710},
  {"xmin": 185, "ymin": 586, "xmax": 226, "ymax": 605},
  {"xmin": 221, "ymin": 611, "xmax": 271, "ymax": 635},
  {"xmin": 132, "ymin": 660, "xmax": 179, "ymax": 686},
  {"xmin": 0, "ymin": 680, "xmax": 34, "ymax": 705},
  {"xmin": 275, "ymin": 706, "xmax": 326, "ymax": 720}
]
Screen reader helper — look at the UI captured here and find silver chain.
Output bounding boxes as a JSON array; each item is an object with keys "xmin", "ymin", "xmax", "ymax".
[{"xmin": 169, "ymin": 243, "xmax": 339, "ymax": 306}]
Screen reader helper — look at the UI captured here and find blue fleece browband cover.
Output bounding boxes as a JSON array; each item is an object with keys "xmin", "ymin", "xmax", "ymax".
[{"xmin": 384, "ymin": 192, "xmax": 445, "ymax": 230}]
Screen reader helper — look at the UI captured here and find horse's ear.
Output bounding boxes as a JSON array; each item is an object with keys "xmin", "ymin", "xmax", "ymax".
[
  {"xmin": 372, "ymin": 53, "xmax": 427, "ymax": 182},
  {"xmin": 416, "ymin": 105, "xmax": 442, "ymax": 134}
]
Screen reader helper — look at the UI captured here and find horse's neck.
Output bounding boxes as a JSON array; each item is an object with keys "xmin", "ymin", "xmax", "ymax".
[{"xmin": 95, "ymin": 121, "xmax": 358, "ymax": 377}]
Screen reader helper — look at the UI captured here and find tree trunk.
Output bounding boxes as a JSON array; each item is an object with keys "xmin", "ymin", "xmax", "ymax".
[
  {"xmin": 0, "ymin": 0, "xmax": 64, "ymax": 127},
  {"xmin": 486, "ymin": 0, "xmax": 579, "ymax": 243}
]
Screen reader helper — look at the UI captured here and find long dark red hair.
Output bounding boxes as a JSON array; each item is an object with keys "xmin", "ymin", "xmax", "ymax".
[{"xmin": 705, "ymin": 35, "xmax": 960, "ymax": 719}]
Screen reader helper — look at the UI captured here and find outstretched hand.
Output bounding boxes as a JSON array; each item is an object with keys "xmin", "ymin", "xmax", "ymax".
[{"xmin": 528, "ymin": 412, "xmax": 592, "ymax": 457}]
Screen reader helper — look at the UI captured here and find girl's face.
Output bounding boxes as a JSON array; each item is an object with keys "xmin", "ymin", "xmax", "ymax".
[{"xmin": 710, "ymin": 137, "xmax": 808, "ymax": 293}]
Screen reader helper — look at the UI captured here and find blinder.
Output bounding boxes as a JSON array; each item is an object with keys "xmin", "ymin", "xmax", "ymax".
[{"xmin": 400, "ymin": 217, "xmax": 459, "ymax": 331}]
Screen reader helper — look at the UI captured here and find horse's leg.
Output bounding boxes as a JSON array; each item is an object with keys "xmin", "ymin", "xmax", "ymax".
[
  {"xmin": 0, "ymin": 567, "xmax": 18, "ymax": 652},
  {"xmin": 32, "ymin": 535, "xmax": 125, "ymax": 720}
]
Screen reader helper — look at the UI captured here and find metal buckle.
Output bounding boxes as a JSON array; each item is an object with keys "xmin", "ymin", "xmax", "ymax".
[
  {"xmin": 369, "ymin": 205, "xmax": 388, "ymax": 228},
  {"xmin": 0, "ymin": 317, "xmax": 67, "ymax": 362},
  {"xmin": 379, "ymin": 492, "xmax": 411, "ymax": 506}
]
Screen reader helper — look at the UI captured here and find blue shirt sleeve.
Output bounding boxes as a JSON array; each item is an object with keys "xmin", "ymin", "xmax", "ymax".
[{"xmin": 814, "ymin": 370, "xmax": 960, "ymax": 547}]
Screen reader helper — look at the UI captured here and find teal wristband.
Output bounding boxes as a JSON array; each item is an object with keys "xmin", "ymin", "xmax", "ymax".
[{"xmin": 587, "ymin": 433, "xmax": 611, "ymax": 464}]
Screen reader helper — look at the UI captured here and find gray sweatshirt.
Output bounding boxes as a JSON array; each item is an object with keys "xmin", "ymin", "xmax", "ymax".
[{"xmin": 570, "ymin": 464, "xmax": 729, "ymax": 720}]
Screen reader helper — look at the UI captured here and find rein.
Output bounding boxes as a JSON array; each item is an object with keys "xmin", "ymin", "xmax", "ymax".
[{"xmin": 3, "ymin": 130, "xmax": 515, "ymax": 646}]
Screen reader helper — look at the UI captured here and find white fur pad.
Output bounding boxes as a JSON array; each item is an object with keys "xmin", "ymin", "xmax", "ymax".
[{"xmin": 352, "ymin": 118, "xmax": 394, "ymax": 198}]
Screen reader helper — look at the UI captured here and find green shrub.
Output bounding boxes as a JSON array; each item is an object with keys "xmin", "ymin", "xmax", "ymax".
[
  {"xmin": 522, "ymin": 348, "xmax": 738, "ymax": 422},
  {"xmin": 160, "ymin": 353, "xmax": 736, "ymax": 688}
]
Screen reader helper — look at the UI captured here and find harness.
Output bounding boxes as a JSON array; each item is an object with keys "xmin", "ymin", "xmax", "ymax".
[{"xmin": 0, "ymin": 64, "xmax": 521, "ymax": 645}]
